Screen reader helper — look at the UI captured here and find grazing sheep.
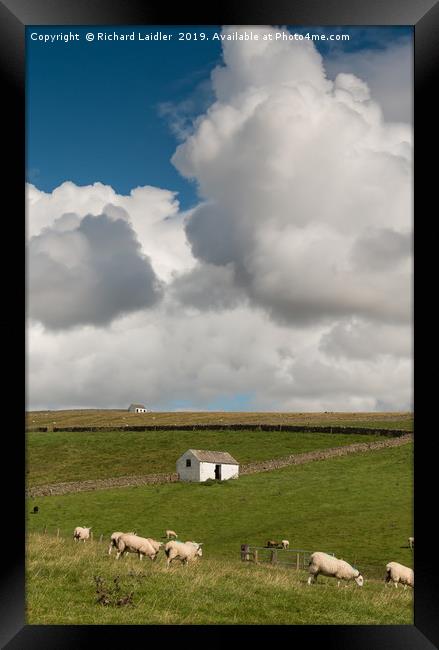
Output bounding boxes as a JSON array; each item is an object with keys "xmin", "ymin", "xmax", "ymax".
[
  {"xmin": 266, "ymin": 540, "xmax": 281, "ymax": 548},
  {"xmin": 164, "ymin": 540, "xmax": 203, "ymax": 567},
  {"xmin": 385, "ymin": 562, "xmax": 414, "ymax": 589},
  {"xmin": 165, "ymin": 529, "xmax": 178, "ymax": 539},
  {"xmin": 408, "ymin": 537, "xmax": 414, "ymax": 550},
  {"xmin": 108, "ymin": 531, "xmax": 136, "ymax": 555},
  {"xmin": 115, "ymin": 533, "xmax": 158, "ymax": 561},
  {"xmin": 281, "ymin": 540, "xmax": 289, "ymax": 549},
  {"xmin": 145, "ymin": 538, "xmax": 164, "ymax": 560},
  {"xmin": 307, "ymin": 552, "xmax": 364, "ymax": 587},
  {"xmin": 73, "ymin": 526, "xmax": 92, "ymax": 542}
]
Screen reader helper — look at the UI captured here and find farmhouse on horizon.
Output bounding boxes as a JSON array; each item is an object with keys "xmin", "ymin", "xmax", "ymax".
[
  {"xmin": 177, "ymin": 449, "xmax": 239, "ymax": 482},
  {"xmin": 128, "ymin": 403, "xmax": 148, "ymax": 413}
]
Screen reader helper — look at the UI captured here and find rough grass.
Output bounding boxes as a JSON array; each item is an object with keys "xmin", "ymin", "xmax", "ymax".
[
  {"xmin": 26, "ymin": 534, "xmax": 413, "ymax": 625},
  {"xmin": 26, "ymin": 409, "xmax": 414, "ymax": 431},
  {"xmin": 27, "ymin": 444, "xmax": 413, "ymax": 624},
  {"xmin": 26, "ymin": 429, "xmax": 385, "ymax": 487}
]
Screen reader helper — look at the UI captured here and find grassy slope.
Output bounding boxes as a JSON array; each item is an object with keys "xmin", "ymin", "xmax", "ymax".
[
  {"xmin": 26, "ymin": 536, "xmax": 413, "ymax": 625},
  {"xmin": 26, "ymin": 409, "xmax": 414, "ymax": 430},
  {"xmin": 26, "ymin": 444, "xmax": 413, "ymax": 624},
  {"xmin": 27, "ymin": 429, "xmax": 383, "ymax": 486}
]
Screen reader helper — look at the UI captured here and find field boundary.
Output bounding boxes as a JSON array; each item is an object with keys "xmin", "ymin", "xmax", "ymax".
[
  {"xmin": 41, "ymin": 424, "xmax": 410, "ymax": 435},
  {"xmin": 26, "ymin": 433, "xmax": 412, "ymax": 498}
]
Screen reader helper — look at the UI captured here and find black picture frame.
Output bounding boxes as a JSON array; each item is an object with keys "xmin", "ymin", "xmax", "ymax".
[{"xmin": 2, "ymin": 0, "xmax": 435, "ymax": 647}]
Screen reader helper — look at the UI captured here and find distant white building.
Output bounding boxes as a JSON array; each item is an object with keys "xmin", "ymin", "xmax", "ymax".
[
  {"xmin": 128, "ymin": 403, "xmax": 148, "ymax": 413},
  {"xmin": 176, "ymin": 449, "xmax": 239, "ymax": 483}
]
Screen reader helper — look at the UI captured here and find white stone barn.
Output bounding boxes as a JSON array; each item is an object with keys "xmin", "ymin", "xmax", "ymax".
[
  {"xmin": 176, "ymin": 449, "xmax": 239, "ymax": 483},
  {"xmin": 128, "ymin": 403, "xmax": 148, "ymax": 413}
]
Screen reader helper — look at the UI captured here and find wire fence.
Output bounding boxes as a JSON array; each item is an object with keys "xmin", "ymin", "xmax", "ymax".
[
  {"xmin": 240, "ymin": 544, "xmax": 334, "ymax": 570},
  {"xmin": 239, "ymin": 544, "xmax": 411, "ymax": 580},
  {"xmin": 28, "ymin": 529, "xmax": 411, "ymax": 580}
]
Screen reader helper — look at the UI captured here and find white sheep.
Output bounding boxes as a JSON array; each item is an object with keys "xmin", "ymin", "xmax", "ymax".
[
  {"xmin": 115, "ymin": 533, "xmax": 159, "ymax": 561},
  {"xmin": 165, "ymin": 529, "xmax": 178, "ymax": 539},
  {"xmin": 307, "ymin": 552, "xmax": 364, "ymax": 587},
  {"xmin": 281, "ymin": 540, "xmax": 289, "ymax": 549},
  {"xmin": 385, "ymin": 562, "xmax": 414, "ymax": 589},
  {"xmin": 108, "ymin": 531, "xmax": 136, "ymax": 555},
  {"xmin": 145, "ymin": 538, "xmax": 164, "ymax": 559},
  {"xmin": 164, "ymin": 540, "xmax": 203, "ymax": 567},
  {"xmin": 73, "ymin": 526, "xmax": 92, "ymax": 542},
  {"xmin": 408, "ymin": 537, "xmax": 414, "ymax": 550}
]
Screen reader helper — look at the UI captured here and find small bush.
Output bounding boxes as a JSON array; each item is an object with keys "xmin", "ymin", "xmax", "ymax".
[{"xmin": 94, "ymin": 575, "xmax": 134, "ymax": 607}]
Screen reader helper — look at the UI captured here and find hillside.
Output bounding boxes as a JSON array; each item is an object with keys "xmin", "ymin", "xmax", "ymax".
[
  {"xmin": 26, "ymin": 428, "xmax": 385, "ymax": 487},
  {"xmin": 26, "ymin": 443, "xmax": 413, "ymax": 625},
  {"xmin": 26, "ymin": 410, "xmax": 414, "ymax": 430}
]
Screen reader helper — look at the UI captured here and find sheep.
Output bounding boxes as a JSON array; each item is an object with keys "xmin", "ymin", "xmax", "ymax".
[
  {"xmin": 164, "ymin": 540, "xmax": 203, "ymax": 567},
  {"xmin": 266, "ymin": 540, "xmax": 281, "ymax": 548},
  {"xmin": 385, "ymin": 562, "xmax": 414, "ymax": 589},
  {"xmin": 145, "ymin": 538, "xmax": 164, "ymax": 560},
  {"xmin": 73, "ymin": 526, "xmax": 92, "ymax": 542},
  {"xmin": 408, "ymin": 537, "xmax": 414, "ymax": 550},
  {"xmin": 307, "ymin": 552, "xmax": 364, "ymax": 587},
  {"xmin": 281, "ymin": 540, "xmax": 289, "ymax": 550},
  {"xmin": 115, "ymin": 533, "xmax": 159, "ymax": 561},
  {"xmin": 165, "ymin": 529, "xmax": 178, "ymax": 539},
  {"xmin": 108, "ymin": 531, "xmax": 136, "ymax": 555},
  {"xmin": 31, "ymin": 506, "xmax": 39, "ymax": 514}
]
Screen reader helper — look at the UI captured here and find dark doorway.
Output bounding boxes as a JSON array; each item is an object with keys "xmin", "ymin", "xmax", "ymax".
[{"xmin": 215, "ymin": 464, "xmax": 221, "ymax": 480}]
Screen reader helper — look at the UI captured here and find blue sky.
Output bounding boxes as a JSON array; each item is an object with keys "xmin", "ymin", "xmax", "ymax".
[{"xmin": 26, "ymin": 25, "xmax": 412, "ymax": 212}]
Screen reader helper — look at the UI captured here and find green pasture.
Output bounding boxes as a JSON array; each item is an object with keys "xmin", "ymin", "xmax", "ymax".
[
  {"xmin": 26, "ymin": 535, "xmax": 413, "ymax": 625},
  {"xmin": 26, "ymin": 443, "xmax": 413, "ymax": 625},
  {"xmin": 27, "ymin": 429, "xmax": 384, "ymax": 487}
]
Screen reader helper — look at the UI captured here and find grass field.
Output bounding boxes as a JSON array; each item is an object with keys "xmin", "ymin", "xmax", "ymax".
[
  {"xmin": 26, "ymin": 535, "xmax": 413, "ymax": 625},
  {"xmin": 26, "ymin": 429, "xmax": 384, "ymax": 487},
  {"xmin": 26, "ymin": 409, "xmax": 414, "ymax": 431},
  {"xmin": 26, "ymin": 443, "xmax": 413, "ymax": 625}
]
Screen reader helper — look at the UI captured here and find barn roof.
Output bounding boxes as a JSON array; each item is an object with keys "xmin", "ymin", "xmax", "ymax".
[
  {"xmin": 128, "ymin": 403, "xmax": 146, "ymax": 409},
  {"xmin": 187, "ymin": 449, "xmax": 239, "ymax": 465}
]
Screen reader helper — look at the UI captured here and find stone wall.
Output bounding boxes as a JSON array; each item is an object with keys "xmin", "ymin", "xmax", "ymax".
[{"xmin": 26, "ymin": 433, "xmax": 412, "ymax": 498}]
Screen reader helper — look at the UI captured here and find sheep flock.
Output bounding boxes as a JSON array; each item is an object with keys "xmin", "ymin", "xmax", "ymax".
[{"xmin": 70, "ymin": 523, "xmax": 413, "ymax": 593}]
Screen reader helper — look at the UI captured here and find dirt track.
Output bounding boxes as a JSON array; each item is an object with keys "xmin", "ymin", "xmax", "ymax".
[{"xmin": 26, "ymin": 433, "xmax": 412, "ymax": 498}]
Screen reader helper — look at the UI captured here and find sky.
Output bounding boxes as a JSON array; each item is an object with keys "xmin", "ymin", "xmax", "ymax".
[{"xmin": 26, "ymin": 25, "xmax": 413, "ymax": 412}]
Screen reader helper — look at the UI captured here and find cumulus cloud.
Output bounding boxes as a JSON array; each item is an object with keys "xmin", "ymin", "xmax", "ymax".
[
  {"xmin": 169, "ymin": 262, "xmax": 245, "ymax": 311},
  {"xmin": 324, "ymin": 36, "xmax": 413, "ymax": 124},
  {"xmin": 26, "ymin": 181, "xmax": 194, "ymax": 282},
  {"xmin": 26, "ymin": 27, "xmax": 413, "ymax": 411},
  {"xmin": 172, "ymin": 25, "xmax": 412, "ymax": 329},
  {"xmin": 28, "ymin": 210, "xmax": 163, "ymax": 329},
  {"xmin": 27, "ymin": 304, "xmax": 411, "ymax": 412},
  {"xmin": 319, "ymin": 319, "xmax": 412, "ymax": 360}
]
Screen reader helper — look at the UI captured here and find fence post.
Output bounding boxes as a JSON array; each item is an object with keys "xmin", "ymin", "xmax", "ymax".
[
  {"xmin": 100, "ymin": 534, "xmax": 103, "ymax": 543},
  {"xmin": 271, "ymin": 550, "xmax": 277, "ymax": 565},
  {"xmin": 56, "ymin": 528, "xmax": 59, "ymax": 538},
  {"xmin": 43, "ymin": 526, "xmax": 47, "ymax": 535},
  {"xmin": 297, "ymin": 553, "xmax": 300, "ymax": 570},
  {"xmin": 241, "ymin": 544, "xmax": 250, "ymax": 561},
  {"xmin": 254, "ymin": 549, "xmax": 258, "ymax": 564}
]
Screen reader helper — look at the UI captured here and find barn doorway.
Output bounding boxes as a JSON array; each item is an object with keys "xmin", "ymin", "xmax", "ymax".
[{"xmin": 215, "ymin": 464, "xmax": 221, "ymax": 480}]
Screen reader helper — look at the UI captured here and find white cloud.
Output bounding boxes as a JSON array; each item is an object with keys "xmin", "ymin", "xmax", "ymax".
[
  {"xmin": 324, "ymin": 37, "xmax": 413, "ymax": 124},
  {"xmin": 27, "ymin": 181, "xmax": 195, "ymax": 282},
  {"xmin": 27, "ymin": 304, "xmax": 412, "ymax": 412},
  {"xmin": 28, "ymin": 210, "xmax": 163, "ymax": 329},
  {"xmin": 172, "ymin": 25, "xmax": 412, "ymax": 328},
  {"xmin": 27, "ymin": 27, "xmax": 413, "ymax": 411}
]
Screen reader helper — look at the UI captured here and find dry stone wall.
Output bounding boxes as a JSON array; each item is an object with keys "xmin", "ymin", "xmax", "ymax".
[{"xmin": 26, "ymin": 433, "xmax": 412, "ymax": 498}]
